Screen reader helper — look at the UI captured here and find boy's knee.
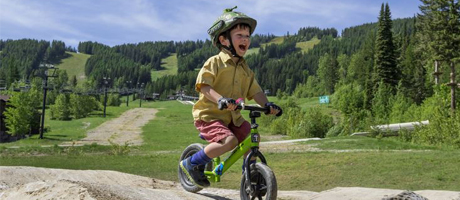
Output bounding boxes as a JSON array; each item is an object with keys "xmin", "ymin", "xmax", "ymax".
[{"xmin": 222, "ymin": 136, "xmax": 238, "ymax": 150}]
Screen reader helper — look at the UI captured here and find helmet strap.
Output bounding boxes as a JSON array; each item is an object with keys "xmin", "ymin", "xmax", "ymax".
[{"xmin": 224, "ymin": 31, "xmax": 242, "ymax": 59}]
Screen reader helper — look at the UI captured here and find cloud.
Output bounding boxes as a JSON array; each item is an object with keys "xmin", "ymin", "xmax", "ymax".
[
  {"xmin": 0, "ymin": 0, "xmax": 92, "ymax": 39},
  {"xmin": 0, "ymin": 0, "xmax": 420, "ymax": 47}
]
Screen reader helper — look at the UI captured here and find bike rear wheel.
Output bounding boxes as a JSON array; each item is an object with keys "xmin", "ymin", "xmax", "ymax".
[
  {"xmin": 240, "ymin": 163, "xmax": 277, "ymax": 200},
  {"xmin": 178, "ymin": 143, "xmax": 212, "ymax": 193}
]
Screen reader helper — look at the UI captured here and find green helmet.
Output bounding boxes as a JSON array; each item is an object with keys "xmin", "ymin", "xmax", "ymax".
[{"xmin": 208, "ymin": 6, "xmax": 257, "ymax": 47}]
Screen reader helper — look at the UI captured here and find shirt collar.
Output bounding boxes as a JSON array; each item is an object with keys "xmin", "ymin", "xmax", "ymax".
[{"xmin": 219, "ymin": 49, "xmax": 245, "ymax": 66}]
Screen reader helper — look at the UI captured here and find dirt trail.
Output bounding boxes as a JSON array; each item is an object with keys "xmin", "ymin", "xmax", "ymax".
[
  {"xmin": 61, "ymin": 108, "xmax": 158, "ymax": 146},
  {"xmin": 1, "ymin": 166, "xmax": 458, "ymax": 200}
]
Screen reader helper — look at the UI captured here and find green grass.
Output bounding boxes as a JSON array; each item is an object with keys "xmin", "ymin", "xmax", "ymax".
[
  {"xmin": 302, "ymin": 136, "xmax": 442, "ymax": 151},
  {"xmin": 1, "ymin": 100, "xmax": 459, "ymax": 192},
  {"xmin": 56, "ymin": 52, "xmax": 91, "ymax": 85},
  {"xmin": 246, "ymin": 36, "xmax": 285, "ymax": 57},
  {"xmin": 245, "ymin": 47, "xmax": 260, "ymax": 56},
  {"xmin": 266, "ymin": 37, "xmax": 285, "ymax": 45},
  {"xmin": 151, "ymin": 53, "xmax": 178, "ymax": 81},
  {"xmin": 296, "ymin": 37, "xmax": 321, "ymax": 53}
]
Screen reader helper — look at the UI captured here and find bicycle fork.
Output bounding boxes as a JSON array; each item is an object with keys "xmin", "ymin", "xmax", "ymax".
[{"xmin": 244, "ymin": 145, "xmax": 267, "ymax": 194}]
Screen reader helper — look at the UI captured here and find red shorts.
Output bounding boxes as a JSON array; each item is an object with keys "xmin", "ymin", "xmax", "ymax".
[{"xmin": 194, "ymin": 120, "xmax": 251, "ymax": 143}]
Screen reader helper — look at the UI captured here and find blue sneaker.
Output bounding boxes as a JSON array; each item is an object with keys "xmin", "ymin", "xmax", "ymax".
[{"xmin": 180, "ymin": 157, "xmax": 210, "ymax": 188}]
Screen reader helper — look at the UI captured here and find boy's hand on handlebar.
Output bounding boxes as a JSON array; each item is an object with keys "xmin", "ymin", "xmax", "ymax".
[
  {"xmin": 218, "ymin": 97, "xmax": 237, "ymax": 110},
  {"xmin": 265, "ymin": 102, "xmax": 283, "ymax": 116}
]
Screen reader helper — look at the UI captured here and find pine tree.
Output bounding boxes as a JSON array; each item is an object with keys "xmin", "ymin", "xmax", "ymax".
[
  {"xmin": 418, "ymin": 0, "xmax": 460, "ymax": 63},
  {"xmin": 6, "ymin": 57, "xmax": 20, "ymax": 86},
  {"xmin": 317, "ymin": 53, "xmax": 338, "ymax": 95},
  {"xmin": 374, "ymin": 3, "xmax": 399, "ymax": 88}
]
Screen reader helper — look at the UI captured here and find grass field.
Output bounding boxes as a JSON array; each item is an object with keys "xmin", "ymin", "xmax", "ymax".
[
  {"xmin": 56, "ymin": 52, "xmax": 91, "ymax": 85},
  {"xmin": 246, "ymin": 36, "xmax": 286, "ymax": 56},
  {"xmin": 296, "ymin": 37, "xmax": 321, "ymax": 53},
  {"xmin": 1, "ymin": 99, "xmax": 459, "ymax": 192},
  {"xmin": 151, "ymin": 53, "xmax": 178, "ymax": 81}
]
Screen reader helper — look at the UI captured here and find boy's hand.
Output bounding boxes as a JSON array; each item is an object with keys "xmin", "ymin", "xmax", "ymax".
[
  {"xmin": 218, "ymin": 97, "xmax": 237, "ymax": 110},
  {"xmin": 265, "ymin": 102, "xmax": 282, "ymax": 116}
]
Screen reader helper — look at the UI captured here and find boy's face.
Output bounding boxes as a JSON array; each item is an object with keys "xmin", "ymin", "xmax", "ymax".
[{"xmin": 220, "ymin": 25, "xmax": 251, "ymax": 57}]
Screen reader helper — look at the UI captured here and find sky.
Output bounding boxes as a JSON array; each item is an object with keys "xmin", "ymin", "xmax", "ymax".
[{"xmin": 0, "ymin": 0, "xmax": 421, "ymax": 48}]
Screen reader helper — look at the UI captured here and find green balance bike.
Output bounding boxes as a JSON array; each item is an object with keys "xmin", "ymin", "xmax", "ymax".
[{"xmin": 178, "ymin": 104, "xmax": 278, "ymax": 200}]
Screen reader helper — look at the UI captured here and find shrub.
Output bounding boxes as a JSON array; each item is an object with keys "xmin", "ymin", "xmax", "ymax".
[
  {"xmin": 4, "ymin": 86, "xmax": 41, "ymax": 136},
  {"xmin": 408, "ymin": 85, "xmax": 460, "ymax": 148},
  {"xmin": 389, "ymin": 89, "xmax": 415, "ymax": 123},
  {"xmin": 287, "ymin": 107, "xmax": 333, "ymax": 138},
  {"xmin": 106, "ymin": 94, "xmax": 121, "ymax": 106},
  {"xmin": 326, "ymin": 123, "xmax": 343, "ymax": 137},
  {"xmin": 332, "ymin": 83, "xmax": 365, "ymax": 115},
  {"xmin": 70, "ymin": 94, "xmax": 101, "ymax": 119},
  {"xmin": 371, "ymin": 82, "xmax": 394, "ymax": 124},
  {"xmin": 411, "ymin": 108, "xmax": 460, "ymax": 148},
  {"xmin": 50, "ymin": 94, "xmax": 71, "ymax": 120}
]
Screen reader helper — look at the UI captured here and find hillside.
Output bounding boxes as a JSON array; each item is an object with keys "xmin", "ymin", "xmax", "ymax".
[
  {"xmin": 152, "ymin": 53, "xmax": 178, "ymax": 81},
  {"xmin": 57, "ymin": 37, "xmax": 306, "ymax": 84},
  {"xmin": 246, "ymin": 36, "xmax": 285, "ymax": 56},
  {"xmin": 296, "ymin": 37, "xmax": 321, "ymax": 53},
  {"xmin": 56, "ymin": 52, "xmax": 91, "ymax": 84}
]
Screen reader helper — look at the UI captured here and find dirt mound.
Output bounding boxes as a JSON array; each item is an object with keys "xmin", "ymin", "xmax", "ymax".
[
  {"xmin": 1, "ymin": 166, "xmax": 458, "ymax": 200},
  {"xmin": 0, "ymin": 166, "xmax": 208, "ymax": 200}
]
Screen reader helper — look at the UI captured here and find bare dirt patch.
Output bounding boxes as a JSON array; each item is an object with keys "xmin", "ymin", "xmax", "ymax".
[
  {"xmin": 1, "ymin": 166, "xmax": 458, "ymax": 200},
  {"xmin": 61, "ymin": 108, "xmax": 158, "ymax": 146}
]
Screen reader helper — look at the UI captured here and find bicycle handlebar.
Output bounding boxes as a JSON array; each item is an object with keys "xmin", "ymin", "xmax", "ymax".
[{"xmin": 218, "ymin": 103, "xmax": 271, "ymax": 114}]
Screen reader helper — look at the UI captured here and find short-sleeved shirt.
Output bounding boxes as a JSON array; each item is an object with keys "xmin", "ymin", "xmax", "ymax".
[{"xmin": 192, "ymin": 50, "xmax": 263, "ymax": 127}]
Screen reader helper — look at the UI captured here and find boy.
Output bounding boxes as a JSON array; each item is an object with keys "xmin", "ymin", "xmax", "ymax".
[{"xmin": 180, "ymin": 6, "xmax": 282, "ymax": 188}]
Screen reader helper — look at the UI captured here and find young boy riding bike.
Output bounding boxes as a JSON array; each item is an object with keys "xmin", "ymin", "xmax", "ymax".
[{"xmin": 180, "ymin": 6, "xmax": 282, "ymax": 188}]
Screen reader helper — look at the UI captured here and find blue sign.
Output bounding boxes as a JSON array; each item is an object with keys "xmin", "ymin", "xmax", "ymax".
[{"xmin": 319, "ymin": 96, "xmax": 330, "ymax": 104}]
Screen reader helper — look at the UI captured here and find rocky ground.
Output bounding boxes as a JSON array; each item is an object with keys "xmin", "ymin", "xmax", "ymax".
[{"xmin": 1, "ymin": 166, "xmax": 459, "ymax": 200}]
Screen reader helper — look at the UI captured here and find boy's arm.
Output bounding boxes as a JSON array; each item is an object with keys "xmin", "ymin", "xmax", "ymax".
[
  {"xmin": 253, "ymin": 91, "xmax": 269, "ymax": 106},
  {"xmin": 201, "ymin": 85, "xmax": 237, "ymax": 110},
  {"xmin": 253, "ymin": 92, "xmax": 281, "ymax": 116},
  {"xmin": 200, "ymin": 85, "xmax": 221, "ymax": 103}
]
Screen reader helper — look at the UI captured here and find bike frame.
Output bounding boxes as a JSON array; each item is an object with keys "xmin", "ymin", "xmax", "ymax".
[{"xmin": 203, "ymin": 105, "xmax": 268, "ymax": 183}]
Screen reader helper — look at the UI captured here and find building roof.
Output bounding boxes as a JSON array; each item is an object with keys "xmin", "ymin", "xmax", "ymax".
[{"xmin": 0, "ymin": 95, "xmax": 10, "ymax": 102}]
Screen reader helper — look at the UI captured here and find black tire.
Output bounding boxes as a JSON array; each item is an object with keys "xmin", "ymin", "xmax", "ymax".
[
  {"xmin": 240, "ymin": 163, "xmax": 277, "ymax": 200},
  {"xmin": 178, "ymin": 143, "xmax": 213, "ymax": 193}
]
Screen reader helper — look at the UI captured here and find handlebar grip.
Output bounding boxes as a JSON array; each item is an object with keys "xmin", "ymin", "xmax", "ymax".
[
  {"xmin": 218, "ymin": 101, "xmax": 243, "ymax": 111},
  {"xmin": 218, "ymin": 101, "xmax": 227, "ymax": 110}
]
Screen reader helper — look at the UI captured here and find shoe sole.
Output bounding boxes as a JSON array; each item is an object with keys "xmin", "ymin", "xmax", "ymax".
[{"xmin": 180, "ymin": 161, "xmax": 204, "ymax": 188}]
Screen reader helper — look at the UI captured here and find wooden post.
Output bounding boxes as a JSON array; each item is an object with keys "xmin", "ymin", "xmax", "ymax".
[
  {"xmin": 433, "ymin": 60, "xmax": 443, "ymax": 85},
  {"xmin": 446, "ymin": 62, "xmax": 457, "ymax": 112}
]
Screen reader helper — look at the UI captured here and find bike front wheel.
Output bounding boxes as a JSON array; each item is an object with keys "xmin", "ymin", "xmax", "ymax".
[{"xmin": 240, "ymin": 163, "xmax": 277, "ymax": 200}]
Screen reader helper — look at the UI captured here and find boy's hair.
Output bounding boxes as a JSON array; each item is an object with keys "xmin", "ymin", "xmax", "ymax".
[{"xmin": 217, "ymin": 23, "xmax": 251, "ymax": 47}]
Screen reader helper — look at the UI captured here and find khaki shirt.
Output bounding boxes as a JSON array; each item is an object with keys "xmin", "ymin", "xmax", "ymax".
[{"xmin": 192, "ymin": 50, "xmax": 263, "ymax": 127}]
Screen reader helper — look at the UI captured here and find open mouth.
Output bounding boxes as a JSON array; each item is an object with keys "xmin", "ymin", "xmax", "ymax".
[{"xmin": 238, "ymin": 44, "xmax": 246, "ymax": 51}]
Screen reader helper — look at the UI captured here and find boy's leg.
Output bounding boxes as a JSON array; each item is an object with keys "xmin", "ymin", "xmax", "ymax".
[
  {"xmin": 204, "ymin": 135, "xmax": 238, "ymax": 158},
  {"xmin": 180, "ymin": 120, "xmax": 238, "ymax": 187},
  {"xmin": 228, "ymin": 121, "xmax": 258, "ymax": 172}
]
